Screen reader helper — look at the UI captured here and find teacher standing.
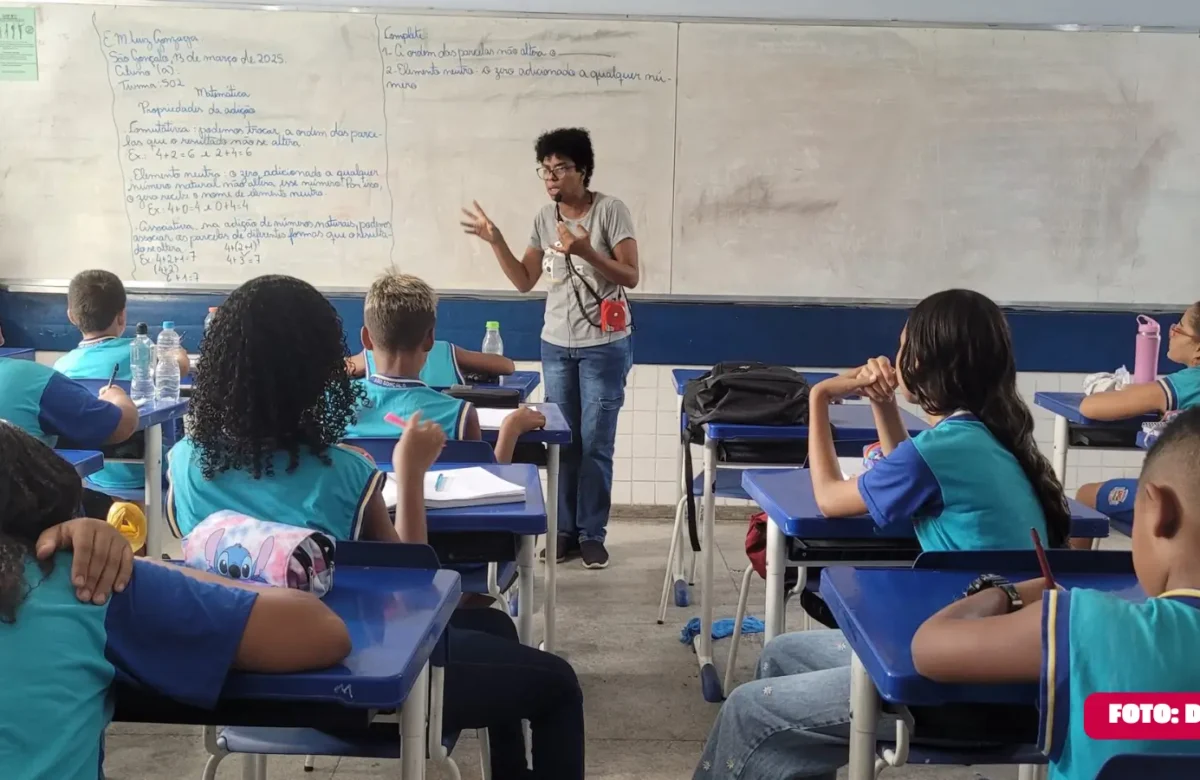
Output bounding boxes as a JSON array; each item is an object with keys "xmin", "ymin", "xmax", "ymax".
[{"xmin": 462, "ymin": 127, "xmax": 638, "ymax": 570}]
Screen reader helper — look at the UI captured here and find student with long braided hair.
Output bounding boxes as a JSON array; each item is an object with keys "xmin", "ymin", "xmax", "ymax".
[{"xmin": 695, "ymin": 289, "xmax": 1069, "ymax": 780}]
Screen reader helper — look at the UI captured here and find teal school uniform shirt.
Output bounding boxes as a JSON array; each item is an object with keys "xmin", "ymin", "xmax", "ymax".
[
  {"xmin": 53, "ymin": 336, "xmax": 133, "ymax": 379},
  {"xmin": 1039, "ymin": 588, "xmax": 1200, "ymax": 779},
  {"xmin": 0, "ymin": 356, "xmax": 122, "ymax": 448},
  {"xmin": 167, "ymin": 437, "xmax": 383, "ymax": 540},
  {"xmin": 347, "ymin": 376, "xmax": 472, "ymax": 440},
  {"xmin": 364, "ymin": 340, "xmax": 464, "ymax": 387},
  {"xmin": 1158, "ymin": 365, "xmax": 1200, "ymax": 411},
  {"xmin": 0, "ymin": 553, "xmax": 255, "ymax": 780},
  {"xmin": 857, "ymin": 413, "xmax": 1049, "ymax": 551},
  {"xmin": 54, "ymin": 337, "xmax": 143, "ymax": 492}
]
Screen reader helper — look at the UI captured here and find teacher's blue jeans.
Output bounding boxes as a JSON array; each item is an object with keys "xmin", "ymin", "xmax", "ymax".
[{"xmin": 541, "ymin": 337, "xmax": 632, "ymax": 543}]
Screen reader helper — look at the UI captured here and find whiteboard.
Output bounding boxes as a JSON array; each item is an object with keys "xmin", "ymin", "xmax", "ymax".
[
  {"xmin": 0, "ymin": 4, "xmax": 677, "ymax": 291},
  {"xmin": 673, "ymin": 25, "xmax": 1200, "ymax": 305},
  {"xmin": 5, "ymin": 8, "xmax": 1200, "ymax": 307}
]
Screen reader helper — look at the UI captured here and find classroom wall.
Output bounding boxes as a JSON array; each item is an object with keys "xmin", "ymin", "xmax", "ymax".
[{"xmin": 5, "ymin": 288, "xmax": 1151, "ymax": 507}]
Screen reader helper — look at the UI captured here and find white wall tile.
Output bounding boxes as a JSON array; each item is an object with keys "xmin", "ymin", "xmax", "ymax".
[
  {"xmin": 631, "ymin": 481, "xmax": 657, "ymax": 505},
  {"xmin": 655, "ymin": 459, "xmax": 678, "ymax": 483},
  {"xmin": 631, "ymin": 410, "xmax": 656, "ymax": 432},
  {"xmin": 613, "ymin": 457, "xmax": 632, "ymax": 482},
  {"xmin": 610, "ymin": 482, "xmax": 632, "ymax": 505},
  {"xmin": 656, "ymin": 483, "xmax": 679, "ymax": 505},
  {"xmin": 631, "ymin": 434, "xmax": 656, "ymax": 458},
  {"xmin": 656, "ymin": 435, "xmax": 678, "ymax": 460}
]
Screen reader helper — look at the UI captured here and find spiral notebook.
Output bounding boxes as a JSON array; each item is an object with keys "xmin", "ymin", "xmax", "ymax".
[{"xmin": 382, "ymin": 467, "xmax": 525, "ymax": 509}]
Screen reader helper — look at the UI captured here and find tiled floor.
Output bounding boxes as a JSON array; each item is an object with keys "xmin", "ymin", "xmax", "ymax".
[{"xmin": 100, "ymin": 517, "xmax": 1106, "ymax": 780}]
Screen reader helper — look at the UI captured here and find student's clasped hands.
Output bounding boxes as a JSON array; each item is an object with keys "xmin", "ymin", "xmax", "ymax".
[{"xmin": 814, "ymin": 356, "xmax": 899, "ymax": 402}]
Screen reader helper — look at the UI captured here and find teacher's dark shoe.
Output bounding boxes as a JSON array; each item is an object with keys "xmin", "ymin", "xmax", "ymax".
[
  {"xmin": 580, "ymin": 540, "xmax": 610, "ymax": 570},
  {"xmin": 540, "ymin": 533, "xmax": 579, "ymax": 564}
]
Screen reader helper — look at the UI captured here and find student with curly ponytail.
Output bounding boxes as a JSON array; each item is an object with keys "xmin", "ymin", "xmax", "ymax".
[{"xmin": 695, "ymin": 289, "xmax": 1070, "ymax": 780}]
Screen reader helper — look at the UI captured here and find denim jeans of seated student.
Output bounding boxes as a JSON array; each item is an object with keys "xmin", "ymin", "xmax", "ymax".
[
  {"xmin": 541, "ymin": 338, "xmax": 633, "ymax": 543},
  {"xmin": 444, "ymin": 609, "xmax": 585, "ymax": 780},
  {"xmin": 694, "ymin": 629, "xmax": 897, "ymax": 780}
]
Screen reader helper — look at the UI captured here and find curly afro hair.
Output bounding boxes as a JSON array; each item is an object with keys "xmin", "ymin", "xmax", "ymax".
[{"xmin": 190, "ymin": 275, "xmax": 362, "ymax": 480}]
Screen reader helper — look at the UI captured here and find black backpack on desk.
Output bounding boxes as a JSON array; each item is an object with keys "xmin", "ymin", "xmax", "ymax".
[{"xmin": 681, "ymin": 362, "xmax": 816, "ymax": 552}]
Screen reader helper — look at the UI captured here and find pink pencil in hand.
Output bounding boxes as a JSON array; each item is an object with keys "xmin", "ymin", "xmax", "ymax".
[{"xmin": 384, "ymin": 412, "xmax": 408, "ymax": 430}]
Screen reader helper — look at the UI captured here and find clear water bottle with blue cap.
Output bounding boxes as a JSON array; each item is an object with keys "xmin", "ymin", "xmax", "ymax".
[
  {"xmin": 155, "ymin": 321, "xmax": 181, "ymax": 404},
  {"xmin": 130, "ymin": 322, "xmax": 155, "ymax": 406}
]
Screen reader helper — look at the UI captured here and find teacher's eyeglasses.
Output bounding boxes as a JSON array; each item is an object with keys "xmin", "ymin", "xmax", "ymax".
[{"xmin": 536, "ymin": 164, "xmax": 576, "ymax": 181}]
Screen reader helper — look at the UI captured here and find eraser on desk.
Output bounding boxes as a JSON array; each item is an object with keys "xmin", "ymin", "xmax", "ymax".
[{"xmin": 384, "ymin": 412, "xmax": 407, "ymax": 429}]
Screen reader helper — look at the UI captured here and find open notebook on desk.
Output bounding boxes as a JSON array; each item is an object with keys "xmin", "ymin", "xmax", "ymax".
[
  {"xmin": 476, "ymin": 407, "xmax": 518, "ymax": 430},
  {"xmin": 382, "ymin": 467, "xmax": 525, "ymax": 509}
]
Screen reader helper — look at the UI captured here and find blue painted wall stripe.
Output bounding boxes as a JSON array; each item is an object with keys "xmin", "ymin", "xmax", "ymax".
[{"xmin": 0, "ymin": 290, "xmax": 1182, "ymax": 374}]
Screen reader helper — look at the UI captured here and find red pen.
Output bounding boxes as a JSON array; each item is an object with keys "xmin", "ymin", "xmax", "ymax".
[
  {"xmin": 384, "ymin": 412, "xmax": 407, "ymax": 429},
  {"xmin": 1031, "ymin": 528, "xmax": 1056, "ymax": 590}
]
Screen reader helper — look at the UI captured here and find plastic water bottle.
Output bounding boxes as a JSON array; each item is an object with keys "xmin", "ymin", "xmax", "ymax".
[
  {"xmin": 155, "ymin": 321, "xmax": 182, "ymax": 404},
  {"xmin": 482, "ymin": 321, "xmax": 504, "ymax": 385},
  {"xmin": 1133, "ymin": 315, "xmax": 1161, "ymax": 385},
  {"xmin": 130, "ymin": 322, "xmax": 155, "ymax": 406},
  {"xmin": 204, "ymin": 306, "xmax": 218, "ymax": 334},
  {"xmin": 482, "ymin": 321, "xmax": 504, "ymax": 357}
]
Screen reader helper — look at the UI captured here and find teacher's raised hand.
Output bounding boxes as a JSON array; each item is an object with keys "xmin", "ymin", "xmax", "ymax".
[{"xmin": 461, "ymin": 201, "xmax": 501, "ymax": 245}]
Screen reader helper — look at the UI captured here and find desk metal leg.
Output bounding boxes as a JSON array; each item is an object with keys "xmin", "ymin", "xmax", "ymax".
[
  {"xmin": 1051, "ymin": 414, "xmax": 1069, "ymax": 484},
  {"xmin": 144, "ymin": 423, "xmax": 164, "ymax": 560},
  {"xmin": 401, "ymin": 663, "xmax": 430, "ymax": 780},
  {"xmin": 697, "ymin": 436, "xmax": 722, "ymax": 702},
  {"xmin": 517, "ymin": 534, "xmax": 535, "ymax": 646},
  {"xmin": 542, "ymin": 444, "xmax": 560, "ymax": 653},
  {"xmin": 765, "ymin": 519, "xmax": 787, "ymax": 643},
  {"xmin": 848, "ymin": 652, "xmax": 880, "ymax": 780}
]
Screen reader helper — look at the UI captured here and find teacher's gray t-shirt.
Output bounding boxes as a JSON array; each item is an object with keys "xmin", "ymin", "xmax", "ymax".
[{"xmin": 529, "ymin": 192, "xmax": 636, "ymax": 349}]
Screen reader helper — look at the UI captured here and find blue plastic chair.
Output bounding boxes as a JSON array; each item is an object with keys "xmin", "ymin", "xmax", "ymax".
[
  {"xmin": 202, "ymin": 542, "xmax": 488, "ymax": 780},
  {"xmin": 1095, "ymin": 753, "xmax": 1200, "ymax": 778}
]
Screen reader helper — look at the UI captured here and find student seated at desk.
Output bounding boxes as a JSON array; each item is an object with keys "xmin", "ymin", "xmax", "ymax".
[
  {"xmin": 1074, "ymin": 301, "xmax": 1200, "ymax": 545},
  {"xmin": 0, "ymin": 422, "xmax": 351, "ymax": 780},
  {"xmin": 694, "ymin": 289, "xmax": 1070, "ymax": 780},
  {"xmin": 0, "ymin": 339, "xmax": 138, "ymax": 450},
  {"xmin": 54, "ymin": 270, "xmax": 191, "ymax": 526},
  {"xmin": 912, "ymin": 406, "xmax": 1200, "ymax": 779},
  {"xmin": 345, "ymin": 321, "xmax": 515, "ymax": 385},
  {"xmin": 169, "ymin": 274, "xmax": 585, "ymax": 780},
  {"xmin": 166, "ymin": 275, "xmax": 391, "ymax": 542},
  {"xmin": 345, "ymin": 271, "xmax": 544, "ymax": 463}
]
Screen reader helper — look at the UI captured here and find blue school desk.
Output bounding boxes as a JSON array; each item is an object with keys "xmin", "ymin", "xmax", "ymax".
[
  {"xmin": 742, "ymin": 467, "xmax": 1111, "ymax": 643},
  {"xmin": 367, "ymin": 461, "xmax": 547, "ymax": 648},
  {"xmin": 429, "ymin": 463, "xmax": 545, "ymax": 648},
  {"xmin": 58, "ymin": 449, "xmax": 104, "ymax": 478},
  {"xmin": 72, "ymin": 379, "xmax": 190, "ymax": 561},
  {"xmin": 821, "ymin": 563, "xmax": 1139, "ymax": 780},
  {"xmin": 1034, "ymin": 391, "xmax": 1155, "ymax": 483},
  {"xmin": 0, "ymin": 346, "xmax": 34, "ymax": 360},
  {"xmin": 445, "ymin": 369, "xmax": 540, "ymax": 401},
  {"xmin": 349, "ymin": 404, "xmax": 569, "ymax": 652},
  {"xmin": 114, "ymin": 553, "xmax": 461, "ymax": 780},
  {"xmin": 666, "ymin": 365, "xmax": 893, "ymax": 620},
  {"xmin": 671, "ymin": 379, "xmax": 930, "ymax": 702}
]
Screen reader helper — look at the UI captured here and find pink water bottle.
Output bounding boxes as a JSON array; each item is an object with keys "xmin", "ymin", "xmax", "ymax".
[{"xmin": 1133, "ymin": 315, "xmax": 1161, "ymax": 384}]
